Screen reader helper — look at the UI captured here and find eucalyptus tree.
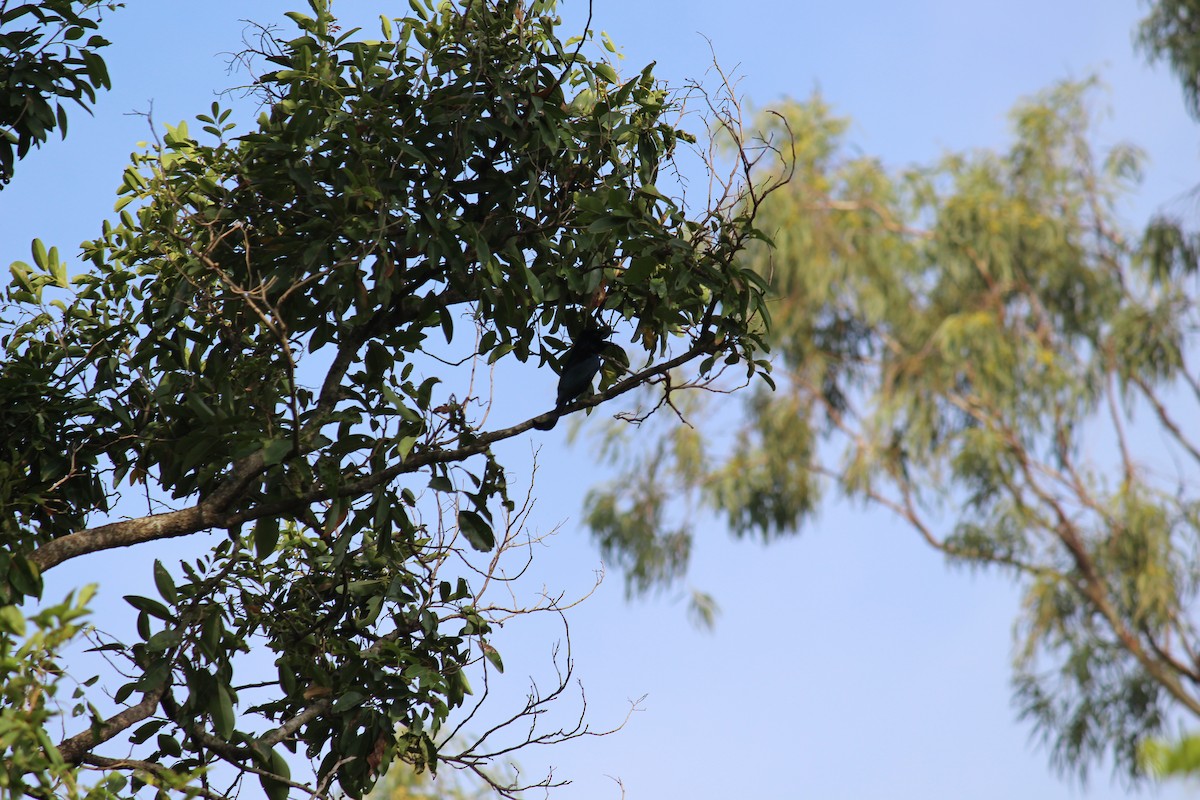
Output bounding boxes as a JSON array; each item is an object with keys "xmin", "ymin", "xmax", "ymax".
[{"xmin": 584, "ymin": 79, "xmax": 1200, "ymax": 779}]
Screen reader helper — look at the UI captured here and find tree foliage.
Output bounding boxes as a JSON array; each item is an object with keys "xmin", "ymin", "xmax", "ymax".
[
  {"xmin": 0, "ymin": 0, "xmax": 120, "ymax": 187},
  {"xmin": 1138, "ymin": 0, "xmax": 1200, "ymax": 120},
  {"xmin": 584, "ymin": 76, "xmax": 1200, "ymax": 780},
  {"xmin": 0, "ymin": 0, "xmax": 784, "ymax": 797},
  {"xmin": 364, "ymin": 752, "xmax": 499, "ymax": 800},
  {"xmin": 1140, "ymin": 731, "xmax": 1200, "ymax": 780}
]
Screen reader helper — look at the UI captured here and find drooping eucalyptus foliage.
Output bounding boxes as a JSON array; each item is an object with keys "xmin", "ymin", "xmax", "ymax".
[
  {"xmin": 585, "ymin": 78, "xmax": 1200, "ymax": 779},
  {"xmin": 0, "ymin": 1, "xmax": 784, "ymax": 797},
  {"xmin": 1138, "ymin": 0, "xmax": 1200, "ymax": 121}
]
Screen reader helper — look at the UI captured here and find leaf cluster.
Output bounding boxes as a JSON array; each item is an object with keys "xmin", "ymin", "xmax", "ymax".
[{"xmin": 0, "ymin": 0, "xmax": 120, "ymax": 186}]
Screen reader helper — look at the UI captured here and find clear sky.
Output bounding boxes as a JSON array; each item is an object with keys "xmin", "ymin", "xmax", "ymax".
[{"xmin": 3, "ymin": 1, "xmax": 1197, "ymax": 798}]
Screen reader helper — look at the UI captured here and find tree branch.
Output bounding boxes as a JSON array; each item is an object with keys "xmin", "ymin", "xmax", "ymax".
[
  {"xmin": 80, "ymin": 754, "xmax": 230, "ymax": 800},
  {"xmin": 58, "ymin": 688, "xmax": 165, "ymax": 765},
  {"xmin": 32, "ymin": 333, "xmax": 726, "ymax": 572}
]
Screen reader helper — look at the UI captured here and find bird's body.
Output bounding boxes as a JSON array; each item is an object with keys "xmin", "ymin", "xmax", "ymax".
[{"xmin": 533, "ymin": 325, "xmax": 612, "ymax": 430}]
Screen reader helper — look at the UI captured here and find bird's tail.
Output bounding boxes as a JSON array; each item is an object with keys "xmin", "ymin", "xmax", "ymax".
[{"xmin": 532, "ymin": 414, "xmax": 558, "ymax": 431}]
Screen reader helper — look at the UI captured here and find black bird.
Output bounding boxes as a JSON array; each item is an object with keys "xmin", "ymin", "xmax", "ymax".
[{"xmin": 533, "ymin": 325, "xmax": 613, "ymax": 431}]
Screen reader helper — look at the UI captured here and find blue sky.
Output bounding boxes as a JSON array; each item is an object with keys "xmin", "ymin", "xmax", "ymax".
[{"xmin": 3, "ymin": 1, "xmax": 1197, "ymax": 798}]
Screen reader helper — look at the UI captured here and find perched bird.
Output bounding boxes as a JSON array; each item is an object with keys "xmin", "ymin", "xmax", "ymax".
[{"xmin": 533, "ymin": 325, "xmax": 613, "ymax": 431}]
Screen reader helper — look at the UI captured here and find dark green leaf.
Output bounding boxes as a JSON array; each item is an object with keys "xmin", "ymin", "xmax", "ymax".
[
  {"xmin": 260, "ymin": 438, "xmax": 293, "ymax": 467},
  {"xmin": 210, "ymin": 684, "xmax": 235, "ymax": 739},
  {"xmin": 332, "ymin": 689, "xmax": 366, "ymax": 713},
  {"xmin": 152, "ymin": 561, "xmax": 177, "ymax": 605},
  {"xmin": 123, "ymin": 595, "xmax": 175, "ymax": 622},
  {"xmin": 254, "ymin": 516, "xmax": 281, "ymax": 559},
  {"xmin": 458, "ymin": 509, "xmax": 494, "ymax": 551}
]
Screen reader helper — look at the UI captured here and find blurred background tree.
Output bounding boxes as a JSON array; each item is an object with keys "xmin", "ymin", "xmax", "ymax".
[
  {"xmin": 363, "ymin": 752, "xmax": 498, "ymax": 800},
  {"xmin": 584, "ymin": 0, "xmax": 1200, "ymax": 782}
]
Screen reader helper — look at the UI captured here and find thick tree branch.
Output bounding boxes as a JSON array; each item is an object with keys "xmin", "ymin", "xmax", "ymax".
[
  {"xmin": 80, "ymin": 754, "xmax": 229, "ymax": 800},
  {"xmin": 1009, "ymin": 442, "xmax": 1200, "ymax": 718},
  {"xmin": 58, "ymin": 689, "xmax": 165, "ymax": 765},
  {"xmin": 31, "ymin": 335, "xmax": 726, "ymax": 572}
]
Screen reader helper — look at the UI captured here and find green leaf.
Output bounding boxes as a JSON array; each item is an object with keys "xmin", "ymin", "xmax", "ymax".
[
  {"xmin": 397, "ymin": 435, "xmax": 418, "ymax": 460},
  {"xmin": 637, "ymin": 183, "xmax": 669, "ymax": 201},
  {"xmin": 523, "ymin": 264, "xmax": 544, "ymax": 302},
  {"xmin": 114, "ymin": 682, "xmax": 136, "ymax": 705},
  {"xmin": 9, "ymin": 556, "xmax": 43, "ymax": 598},
  {"xmin": 438, "ymin": 303, "xmax": 454, "ymax": 343},
  {"xmin": 1141, "ymin": 734, "xmax": 1200, "ymax": 778},
  {"xmin": 48, "ymin": 247, "xmax": 66, "ymax": 286},
  {"xmin": 210, "ymin": 684, "xmax": 235, "ymax": 739},
  {"xmin": 185, "ymin": 392, "xmax": 217, "ymax": 422},
  {"xmin": 594, "ymin": 62, "xmax": 619, "ymax": 84},
  {"xmin": 260, "ymin": 438, "xmax": 292, "ymax": 467},
  {"xmin": 260, "ymin": 747, "xmax": 292, "ymax": 800},
  {"xmin": 31, "ymin": 238, "xmax": 48, "ymax": 269},
  {"xmin": 157, "ymin": 733, "xmax": 182, "ymax": 758},
  {"xmin": 623, "ymin": 255, "xmax": 657, "ymax": 285},
  {"xmin": 482, "ymin": 642, "xmax": 504, "ymax": 673},
  {"xmin": 144, "ymin": 628, "xmax": 183, "ymax": 653},
  {"xmin": 152, "ymin": 561, "xmax": 177, "ymax": 605},
  {"xmin": 8, "ymin": 261, "xmax": 33, "ymax": 291},
  {"xmin": 284, "ymin": 11, "xmax": 315, "ymax": 29},
  {"xmin": 254, "ymin": 517, "xmax": 281, "ymax": 559},
  {"xmin": 124, "ymin": 595, "xmax": 176, "ymax": 622},
  {"xmin": 0, "ymin": 605, "xmax": 25, "ymax": 637},
  {"xmin": 332, "ymin": 689, "xmax": 366, "ymax": 713},
  {"xmin": 587, "ymin": 215, "xmax": 627, "ymax": 233},
  {"xmin": 458, "ymin": 509, "xmax": 494, "ymax": 551},
  {"xmin": 130, "ymin": 720, "xmax": 166, "ymax": 745}
]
